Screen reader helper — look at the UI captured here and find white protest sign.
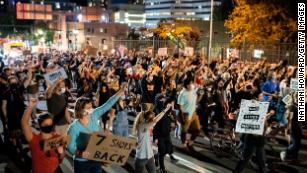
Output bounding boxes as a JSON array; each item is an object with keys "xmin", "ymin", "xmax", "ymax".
[
  {"xmin": 44, "ymin": 67, "xmax": 68, "ymax": 84},
  {"xmin": 85, "ymin": 133, "xmax": 136, "ymax": 165},
  {"xmin": 226, "ymin": 48, "xmax": 239, "ymax": 59},
  {"xmin": 118, "ymin": 45, "xmax": 127, "ymax": 57},
  {"xmin": 235, "ymin": 99, "xmax": 269, "ymax": 135},
  {"xmin": 282, "ymin": 94, "xmax": 293, "ymax": 105},
  {"xmin": 253, "ymin": 49, "xmax": 264, "ymax": 59},
  {"xmin": 184, "ymin": 47, "xmax": 194, "ymax": 56},
  {"xmin": 290, "ymin": 78, "xmax": 298, "ymax": 91},
  {"xmin": 158, "ymin": 48, "xmax": 168, "ymax": 56}
]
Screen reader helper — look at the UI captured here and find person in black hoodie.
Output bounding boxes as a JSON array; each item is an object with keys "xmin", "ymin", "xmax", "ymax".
[{"xmin": 153, "ymin": 85, "xmax": 178, "ymax": 173}]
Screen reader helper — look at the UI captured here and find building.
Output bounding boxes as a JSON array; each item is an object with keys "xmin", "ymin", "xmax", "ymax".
[
  {"xmin": 109, "ymin": 3, "xmax": 145, "ymax": 29},
  {"xmin": 87, "ymin": 0, "xmax": 108, "ymax": 10},
  {"xmin": 144, "ymin": 0, "xmax": 221, "ymax": 28}
]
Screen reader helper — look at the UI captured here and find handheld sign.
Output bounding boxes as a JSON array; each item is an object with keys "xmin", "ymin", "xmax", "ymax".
[
  {"xmin": 282, "ymin": 94, "xmax": 293, "ymax": 105},
  {"xmin": 235, "ymin": 99, "xmax": 269, "ymax": 135},
  {"xmin": 43, "ymin": 136, "xmax": 68, "ymax": 152},
  {"xmin": 84, "ymin": 133, "xmax": 136, "ymax": 165},
  {"xmin": 158, "ymin": 48, "xmax": 168, "ymax": 56},
  {"xmin": 184, "ymin": 47, "xmax": 194, "ymax": 56},
  {"xmin": 290, "ymin": 78, "xmax": 298, "ymax": 91},
  {"xmin": 44, "ymin": 67, "xmax": 68, "ymax": 84}
]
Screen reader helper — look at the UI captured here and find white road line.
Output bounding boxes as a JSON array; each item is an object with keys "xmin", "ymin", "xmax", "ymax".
[{"xmin": 129, "ymin": 135, "xmax": 214, "ymax": 173}]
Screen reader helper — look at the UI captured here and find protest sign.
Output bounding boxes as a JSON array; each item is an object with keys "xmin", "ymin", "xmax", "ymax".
[
  {"xmin": 158, "ymin": 48, "xmax": 168, "ymax": 56},
  {"xmin": 85, "ymin": 133, "xmax": 136, "ymax": 165},
  {"xmin": 290, "ymin": 78, "xmax": 298, "ymax": 91},
  {"xmin": 235, "ymin": 99, "xmax": 269, "ymax": 135},
  {"xmin": 184, "ymin": 47, "xmax": 194, "ymax": 56},
  {"xmin": 282, "ymin": 94, "xmax": 293, "ymax": 105},
  {"xmin": 226, "ymin": 48, "xmax": 239, "ymax": 59},
  {"xmin": 43, "ymin": 136, "xmax": 68, "ymax": 152},
  {"xmin": 118, "ymin": 45, "xmax": 127, "ymax": 57},
  {"xmin": 44, "ymin": 67, "xmax": 68, "ymax": 84}
]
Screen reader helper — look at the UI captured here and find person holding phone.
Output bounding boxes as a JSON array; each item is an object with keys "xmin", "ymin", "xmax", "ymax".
[
  {"xmin": 67, "ymin": 83, "xmax": 126, "ymax": 173},
  {"xmin": 21, "ymin": 98, "xmax": 65, "ymax": 173}
]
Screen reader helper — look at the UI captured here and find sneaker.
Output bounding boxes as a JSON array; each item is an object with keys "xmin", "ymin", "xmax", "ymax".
[
  {"xmin": 160, "ymin": 168, "xmax": 167, "ymax": 173},
  {"xmin": 169, "ymin": 155, "xmax": 179, "ymax": 163},
  {"xmin": 203, "ymin": 136, "xmax": 210, "ymax": 141},
  {"xmin": 280, "ymin": 151, "xmax": 286, "ymax": 162}
]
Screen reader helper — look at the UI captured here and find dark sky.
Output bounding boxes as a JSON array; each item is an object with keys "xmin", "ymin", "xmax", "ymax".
[{"xmin": 71, "ymin": 0, "xmax": 129, "ymax": 6}]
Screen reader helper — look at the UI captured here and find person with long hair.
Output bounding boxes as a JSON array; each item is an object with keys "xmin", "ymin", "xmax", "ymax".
[
  {"xmin": 133, "ymin": 103, "xmax": 172, "ymax": 173},
  {"xmin": 67, "ymin": 84, "xmax": 126, "ymax": 173}
]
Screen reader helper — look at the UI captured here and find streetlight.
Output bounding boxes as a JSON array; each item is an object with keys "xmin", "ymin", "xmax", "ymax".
[
  {"xmin": 101, "ymin": 15, "xmax": 106, "ymax": 22},
  {"xmin": 77, "ymin": 14, "xmax": 82, "ymax": 22}
]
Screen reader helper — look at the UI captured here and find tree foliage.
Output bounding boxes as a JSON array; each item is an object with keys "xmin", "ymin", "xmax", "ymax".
[{"xmin": 225, "ymin": 0, "xmax": 297, "ymax": 45}]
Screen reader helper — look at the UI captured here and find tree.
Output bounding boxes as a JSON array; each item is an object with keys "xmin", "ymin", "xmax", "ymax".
[{"xmin": 225, "ymin": 0, "xmax": 297, "ymax": 45}]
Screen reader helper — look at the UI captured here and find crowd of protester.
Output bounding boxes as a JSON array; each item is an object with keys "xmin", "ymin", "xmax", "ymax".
[{"xmin": 0, "ymin": 49, "xmax": 306, "ymax": 173}]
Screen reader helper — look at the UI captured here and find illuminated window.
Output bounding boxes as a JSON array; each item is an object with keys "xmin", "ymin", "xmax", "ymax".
[
  {"xmin": 55, "ymin": 2, "xmax": 60, "ymax": 9},
  {"xmin": 0, "ymin": 1, "xmax": 4, "ymax": 5},
  {"xmin": 198, "ymin": 6, "xmax": 202, "ymax": 9},
  {"xmin": 176, "ymin": 0, "xmax": 180, "ymax": 4},
  {"xmin": 187, "ymin": 12, "xmax": 195, "ymax": 15}
]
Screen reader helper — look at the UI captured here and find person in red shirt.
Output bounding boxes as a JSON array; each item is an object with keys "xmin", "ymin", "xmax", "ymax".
[{"xmin": 21, "ymin": 98, "xmax": 65, "ymax": 173}]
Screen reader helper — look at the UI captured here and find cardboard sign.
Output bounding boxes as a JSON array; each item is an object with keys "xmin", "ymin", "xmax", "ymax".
[
  {"xmin": 85, "ymin": 133, "xmax": 136, "ymax": 165},
  {"xmin": 43, "ymin": 136, "xmax": 68, "ymax": 152},
  {"xmin": 282, "ymin": 94, "xmax": 293, "ymax": 105},
  {"xmin": 235, "ymin": 99, "xmax": 269, "ymax": 135},
  {"xmin": 158, "ymin": 48, "xmax": 168, "ymax": 56},
  {"xmin": 290, "ymin": 78, "xmax": 298, "ymax": 91},
  {"xmin": 184, "ymin": 47, "xmax": 194, "ymax": 56},
  {"xmin": 44, "ymin": 67, "xmax": 68, "ymax": 84}
]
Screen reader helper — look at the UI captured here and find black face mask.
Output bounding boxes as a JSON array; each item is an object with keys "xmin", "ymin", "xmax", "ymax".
[{"xmin": 40, "ymin": 125, "xmax": 54, "ymax": 133}]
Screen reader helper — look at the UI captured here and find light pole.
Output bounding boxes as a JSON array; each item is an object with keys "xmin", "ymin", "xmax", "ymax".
[{"xmin": 208, "ymin": 0, "xmax": 214, "ymax": 62}]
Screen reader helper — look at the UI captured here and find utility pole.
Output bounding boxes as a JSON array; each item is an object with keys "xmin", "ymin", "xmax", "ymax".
[{"xmin": 208, "ymin": 0, "xmax": 214, "ymax": 62}]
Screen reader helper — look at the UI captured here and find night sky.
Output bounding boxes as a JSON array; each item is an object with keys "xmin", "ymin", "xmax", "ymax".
[{"xmin": 72, "ymin": 0, "xmax": 129, "ymax": 6}]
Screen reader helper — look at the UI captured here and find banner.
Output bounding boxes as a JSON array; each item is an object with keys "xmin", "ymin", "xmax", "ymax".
[
  {"xmin": 184, "ymin": 47, "xmax": 194, "ymax": 56},
  {"xmin": 44, "ymin": 67, "xmax": 68, "ymax": 84},
  {"xmin": 290, "ymin": 78, "xmax": 298, "ymax": 91},
  {"xmin": 43, "ymin": 136, "xmax": 68, "ymax": 152},
  {"xmin": 158, "ymin": 48, "xmax": 168, "ymax": 56},
  {"xmin": 85, "ymin": 133, "xmax": 136, "ymax": 165},
  {"xmin": 235, "ymin": 99, "xmax": 269, "ymax": 135}
]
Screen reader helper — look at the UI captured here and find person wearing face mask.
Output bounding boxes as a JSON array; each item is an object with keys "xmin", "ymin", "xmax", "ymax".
[
  {"xmin": 2, "ymin": 76, "xmax": 26, "ymax": 143},
  {"xmin": 108, "ymin": 96, "xmax": 129, "ymax": 137},
  {"xmin": 132, "ymin": 104, "xmax": 172, "ymax": 173},
  {"xmin": 177, "ymin": 78, "xmax": 201, "ymax": 149},
  {"xmin": 46, "ymin": 77, "xmax": 71, "ymax": 136},
  {"xmin": 21, "ymin": 98, "xmax": 65, "ymax": 173},
  {"xmin": 67, "ymin": 83, "xmax": 126, "ymax": 173}
]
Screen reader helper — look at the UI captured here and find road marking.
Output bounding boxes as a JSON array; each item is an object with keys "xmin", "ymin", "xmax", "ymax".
[{"xmin": 130, "ymin": 135, "xmax": 214, "ymax": 173}]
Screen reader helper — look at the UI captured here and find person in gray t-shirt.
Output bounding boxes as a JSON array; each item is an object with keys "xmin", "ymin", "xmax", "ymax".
[{"xmin": 133, "ymin": 104, "xmax": 172, "ymax": 173}]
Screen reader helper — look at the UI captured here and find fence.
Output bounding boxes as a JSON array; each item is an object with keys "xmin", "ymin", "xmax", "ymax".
[{"xmin": 113, "ymin": 39, "xmax": 298, "ymax": 65}]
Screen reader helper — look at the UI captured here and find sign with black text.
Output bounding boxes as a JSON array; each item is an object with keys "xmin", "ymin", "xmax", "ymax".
[
  {"xmin": 43, "ymin": 136, "xmax": 68, "ymax": 152},
  {"xmin": 235, "ymin": 100, "xmax": 269, "ymax": 135},
  {"xmin": 44, "ymin": 67, "xmax": 68, "ymax": 84},
  {"xmin": 84, "ymin": 133, "xmax": 136, "ymax": 165}
]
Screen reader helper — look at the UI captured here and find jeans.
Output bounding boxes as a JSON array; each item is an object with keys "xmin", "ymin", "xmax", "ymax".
[
  {"xmin": 73, "ymin": 160, "xmax": 105, "ymax": 173},
  {"xmin": 135, "ymin": 157, "xmax": 156, "ymax": 173},
  {"xmin": 286, "ymin": 130, "xmax": 302, "ymax": 159},
  {"xmin": 158, "ymin": 137, "xmax": 173, "ymax": 169},
  {"xmin": 113, "ymin": 125, "xmax": 129, "ymax": 137},
  {"xmin": 234, "ymin": 135, "xmax": 267, "ymax": 173}
]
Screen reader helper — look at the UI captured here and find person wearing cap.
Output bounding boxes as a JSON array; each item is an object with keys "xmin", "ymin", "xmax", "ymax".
[
  {"xmin": 21, "ymin": 98, "xmax": 65, "ymax": 173},
  {"xmin": 67, "ymin": 83, "xmax": 126, "ymax": 173}
]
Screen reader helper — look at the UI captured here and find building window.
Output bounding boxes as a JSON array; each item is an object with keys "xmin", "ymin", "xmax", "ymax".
[
  {"xmin": 175, "ymin": 0, "xmax": 180, "ymax": 4},
  {"xmin": 87, "ymin": 28, "xmax": 91, "ymax": 33},
  {"xmin": 100, "ymin": 28, "xmax": 104, "ymax": 33},
  {"xmin": 104, "ymin": 28, "xmax": 107, "ymax": 33},
  {"xmin": 91, "ymin": 28, "xmax": 94, "ymax": 33},
  {"xmin": 101, "ymin": 39, "xmax": 106, "ymax": 44}
]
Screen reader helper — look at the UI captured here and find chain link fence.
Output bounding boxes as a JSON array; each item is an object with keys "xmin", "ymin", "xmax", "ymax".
[{"xmin": 113, "ymin": 39, "xmax": 298, "ymax": 65}]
